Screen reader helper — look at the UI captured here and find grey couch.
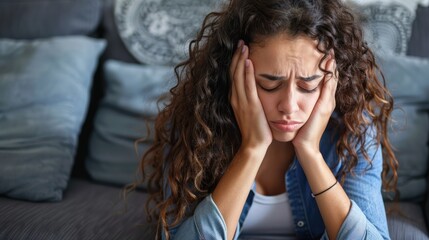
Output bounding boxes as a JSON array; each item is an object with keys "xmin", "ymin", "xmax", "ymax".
[{"xmin": 0, "ymin": 1, "xmax": 428, "ymax": 240}]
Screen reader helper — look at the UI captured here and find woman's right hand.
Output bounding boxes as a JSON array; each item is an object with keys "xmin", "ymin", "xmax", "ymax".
[{"xmin": 229, "ymin": 40, "xmax": 272, "ymax": 151}]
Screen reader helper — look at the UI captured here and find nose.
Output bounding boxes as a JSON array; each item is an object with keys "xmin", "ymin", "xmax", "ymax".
[{"xmin": 277, "ymin": 86, "xmax": 299, "ymax": 115}]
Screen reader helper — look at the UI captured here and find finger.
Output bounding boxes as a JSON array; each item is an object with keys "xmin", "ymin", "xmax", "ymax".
[
  {"xmin": 319, "ymin": 59, "xmax": 338, "ymax": 105},
  {"xmin": 324, "ymin": 58, "xmax": 337, "ymax": 85},
  {"xmin": 233, "ymin": 44, "xmax": 249, "ymax": 102},
  {"xmin": 329, "ymin": 59, "xmax": 339, "ymax": 97},
  {"xmin": 229, "ymin": 40, "xmax": 243, "ymax": 81},
  {"xmin": 229, "ymin": 40, "xmax": 243, "ymax": 102},
  {"xmin": 244, "ymin": 59, "xmax": 258, "ymax": 102}
]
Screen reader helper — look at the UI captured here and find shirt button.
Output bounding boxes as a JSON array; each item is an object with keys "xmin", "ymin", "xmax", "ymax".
[{"xmin": 297, "ymin": 221, "xmax": 305, "ymax": 227}]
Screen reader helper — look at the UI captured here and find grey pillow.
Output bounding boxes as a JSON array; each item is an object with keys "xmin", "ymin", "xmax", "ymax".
[
  {"xmin": 377, "ymin": 53, "xmax": 429, "ymax": 100},
  {"xmin": 0, "ymin": 36, "xmax": 106, "ymax": 201},
  {"xmin": 408, "ymin": 5, "xmax": 429, "ymax": 58},
  {"xmin": 0, "ymin": 0, "xmax": 103, "ymax": 39},
  {"xmin": 389, "ymin": 103, "xmax": 429, "ymax": 201},
  {"xmin": 86, "ymin": 60, "xmax": 175, "ymax": 187},
  {"xmin": 377, "ymin": 54, "xmax": 429, "ymax": 201}
]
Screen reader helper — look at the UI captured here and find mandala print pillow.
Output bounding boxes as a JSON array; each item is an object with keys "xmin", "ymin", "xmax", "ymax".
[
  {"xmin": 345, "ymin": 0, "xmax": 429, "ymax": 55},
  {"xmin": 114, "ymin": 0, "xmax": 223, "ymax": 65}
]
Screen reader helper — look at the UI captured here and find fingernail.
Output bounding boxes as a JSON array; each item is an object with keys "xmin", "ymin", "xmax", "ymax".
[
  {"xmin": 237, "ymin": 40, "xmax": 243, "ymax": 48},
  {"xmin": 245, "ymin": 59, "xmax": 250, "ymax": 67},
  {"xmin": 241, "ymin": 45, "xmax": 246, "ymax": 54}
]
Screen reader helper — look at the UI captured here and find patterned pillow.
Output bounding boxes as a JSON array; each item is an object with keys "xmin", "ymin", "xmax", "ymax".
[
  {"xmin": 114, "ymin": 0, "xmax": 222, "ymax": 65},
  {"xmin": 345, "ymin": 0, "xmax": 429, "ymax": 55}
]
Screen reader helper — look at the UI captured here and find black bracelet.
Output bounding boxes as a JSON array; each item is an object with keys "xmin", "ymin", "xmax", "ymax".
[{"xmin": 311, "ymin": 180, "xmax": 338, "ymax": 198}]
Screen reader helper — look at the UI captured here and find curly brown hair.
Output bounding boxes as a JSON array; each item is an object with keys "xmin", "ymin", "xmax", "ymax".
[{"xmin": 136, "ymin": 0, "xmax": 398, "ymax": 238}]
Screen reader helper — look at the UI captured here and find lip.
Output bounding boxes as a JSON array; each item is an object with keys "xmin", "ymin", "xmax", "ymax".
[{"xmin": 270, "ymin": 120, "xmax": 303, "ymax": 132}]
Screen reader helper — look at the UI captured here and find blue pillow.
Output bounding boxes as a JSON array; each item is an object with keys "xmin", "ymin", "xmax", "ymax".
[
  {"xmin": 377, "ymin": 53, "xmax": 429, "ymax": 101},
  {"xmin": 86, "ymin": 60, "xmax": 175, "ymax": 187},
  {"xmin": 377, "ymin": 53, "xmax": 429, "ymax": 201},
  {"xmin": 0, "ymin": 36, "xmax": 106, "ymax": 201}
]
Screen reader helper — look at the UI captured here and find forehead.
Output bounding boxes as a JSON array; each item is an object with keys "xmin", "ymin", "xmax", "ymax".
[{"xmin": 249, "ymin": 34, "xmax": 325, "ymax": 73}]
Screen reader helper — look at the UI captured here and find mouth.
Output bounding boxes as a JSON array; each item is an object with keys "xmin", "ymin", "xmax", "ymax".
[{"xmin": 270, "ymin": 120, "xmax": 303, "ymax": 132}]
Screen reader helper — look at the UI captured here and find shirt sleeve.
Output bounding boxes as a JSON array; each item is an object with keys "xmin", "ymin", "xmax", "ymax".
[
  {"xmin": 321, "ymin": 126, "xmax": 390, "ymax": 240},
  {"xmin": 162, "ymin": 194, "xmax": 229, "ymax": 240},
  {"xmin": 320, "ymin": 199, "xmax": 388, "ymax": 240}
]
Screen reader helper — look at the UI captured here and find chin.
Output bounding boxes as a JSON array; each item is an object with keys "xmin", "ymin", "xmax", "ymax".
[{"xmin": 272, "ymin": 131, "xmax": 296, "ymax": 142}]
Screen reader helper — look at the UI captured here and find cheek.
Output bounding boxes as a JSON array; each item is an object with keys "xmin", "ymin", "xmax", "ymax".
[
  {"xmin": 256, "ymin": 90, "xmax": 275, "ymax": 113},
  {"xmin": 299, "ymin": 92, "xmax": 320, "ymax": 115}
]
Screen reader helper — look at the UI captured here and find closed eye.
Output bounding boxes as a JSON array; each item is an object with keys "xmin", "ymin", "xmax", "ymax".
[
  {"xmin": 299, "ymin": 86, "xmax": 319, "ymax": 93},
  {"xmin": 298, "ymin": 79, "xmax": 323, "ymax": 93},
  {"xmin": 258, "ymin": 83, "xmax": 282, "ymax": 92},
  {"xmin": 297, "ymin": 75, "xmax": 322, "ymax": 82}
]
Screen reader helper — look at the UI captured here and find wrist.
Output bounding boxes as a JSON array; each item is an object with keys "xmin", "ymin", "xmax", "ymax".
[
  {"xmin": 294, "ymin": 145, "xmax": 321, "ymax": 160},
  {"xmin": 294, "ymin": 147, "xmax": 325, "ymax": 172},
  {"xmin": 237, "ymin": 144, "xmax": 268, "ymax": 162}
]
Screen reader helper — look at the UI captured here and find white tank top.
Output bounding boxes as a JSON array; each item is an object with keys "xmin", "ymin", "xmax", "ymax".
[{"xmin": 241, "ymin": 191, "xmax": 295, "ymax": 236}]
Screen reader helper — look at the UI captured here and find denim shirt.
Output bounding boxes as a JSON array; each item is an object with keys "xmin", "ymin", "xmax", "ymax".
[{"xmin": 163, "ymin": 125, "xmax": 390, "ymax": 240}]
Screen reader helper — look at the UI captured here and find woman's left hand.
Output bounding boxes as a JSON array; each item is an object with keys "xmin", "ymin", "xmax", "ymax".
[{"xmin": 292, "ymin": 57, "xmax": 338, "ymax": 154}]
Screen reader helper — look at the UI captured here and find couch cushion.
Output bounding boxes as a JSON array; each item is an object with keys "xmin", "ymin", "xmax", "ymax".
[
  {"xmin": 376, "ymin": 54, "xmax": 429, "ymax": 201},
  {"xmin": 86, "ymin": 60, "xmax": 175, "ymax": 187},
  {"xmin": 385, "ymin": 202, "xmax": 429, "ymax": 239},
  {"xmin": 0, "ymin": 37, "xmax": 106, "ymax": 201},
  {"xmin": 0, "ymin": 0, "xmax": 103, "ymax": 39},
  {"xmin": 0, "ymin": 178, "xmax": 155, "ymax": 240}
]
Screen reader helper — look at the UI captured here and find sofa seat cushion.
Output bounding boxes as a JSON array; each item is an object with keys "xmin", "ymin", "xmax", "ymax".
[
  {"xmin": 385, "ymin": 202, "xmax": 429, "ymax": 239},
  {"xmin": 0, "ymin": 178, "xmax": 155, "ymax": 240}
]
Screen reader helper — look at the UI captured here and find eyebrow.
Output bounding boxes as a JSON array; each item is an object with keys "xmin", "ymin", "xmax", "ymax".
[{"xmin": 259, "ymin": 74, "xmax": 322, "ymax": 82}]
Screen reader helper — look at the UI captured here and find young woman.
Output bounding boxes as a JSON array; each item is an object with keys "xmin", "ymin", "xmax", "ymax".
[{"xmin": 138, "ymin": 0, "xmax": 398, "ymax": 239}]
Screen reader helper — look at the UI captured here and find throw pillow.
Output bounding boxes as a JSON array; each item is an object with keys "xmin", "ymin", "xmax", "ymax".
[
  {"xmin": 114, "ymin": 0, "xmax": 222, "ymax": 65},
  {"xmin": 86, "ymin": 60, "xmax": 175, "ymax": 188},
  {"xmin": 0, "ymin": 0, "xmax": 103, "ymax": 39},
  {"xmin": 376, "ymin": 53, "xmax": 429, "ymax": 201},
  {"xmin": 0, "ymin": 36, "xmax": 106, "ymax": 201},
  {"xmin": 377, "ymin": 53, "xmax": 429, "ymax": 100},
  {"xmin": 407, "ymin": 5, "xmax": 429, "ymax": 58},
  {"xmin": 345, "ymin": 0, "xmax": 429, "ymax": 55}
]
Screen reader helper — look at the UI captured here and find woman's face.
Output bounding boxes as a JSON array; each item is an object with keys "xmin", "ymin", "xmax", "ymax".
[{"xmin": 249, "ymin": 34, "xmax": 329, "ymax": 142}]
